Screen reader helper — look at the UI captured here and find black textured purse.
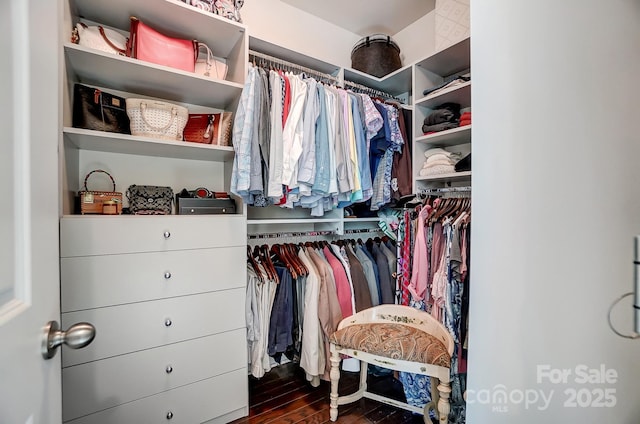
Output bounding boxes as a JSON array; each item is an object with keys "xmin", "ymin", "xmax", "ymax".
[
  {"xmin": 73, "ymin": 83, "xmax": 131, "ymax": 134},
  {"xmin": 126, "ymin": 185, "xmax": 174, "ymax": 215}
]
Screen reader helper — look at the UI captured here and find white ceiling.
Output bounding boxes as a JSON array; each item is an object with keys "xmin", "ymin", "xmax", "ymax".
[{"xmin": 280, "ymin": 0, "xmax": 436, "ymax": 37}]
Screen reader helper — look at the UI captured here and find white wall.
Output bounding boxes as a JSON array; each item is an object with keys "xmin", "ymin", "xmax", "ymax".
[
  {"xmin": 469, "ymin": 0, "xmax": 640, "ymax": 422},
  {"xmin": 393, "ymin": 11, "xmax": 436, "ymax": 66},
  {"xmin": 241, "ymin": 0, "xmax": 360, "ymax": 68}
]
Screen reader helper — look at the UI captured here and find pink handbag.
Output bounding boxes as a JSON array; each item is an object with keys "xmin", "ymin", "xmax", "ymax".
[{"xmin": 126, "ymin": 17, "xmax": 197, "ymax": 73}]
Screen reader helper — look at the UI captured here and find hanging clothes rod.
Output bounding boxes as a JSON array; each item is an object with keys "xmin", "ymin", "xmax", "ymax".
[
  {"xmin": 343, "ymin": 228, "xmax": 384, "ymax": 234},
  {"xmin": 248, "ymin": 50, "xmax": 340, "ymax": 84},
  {"xmin": 343, "ymin": 79, "xmax": 404, "ymax": 103},
  {"xmin": 247, "ymin": 230, "xmax": 336, "ymax": 240},
  {"xmin": 420, "ymin": 186, "xmax": 472, "ymax": 194}
]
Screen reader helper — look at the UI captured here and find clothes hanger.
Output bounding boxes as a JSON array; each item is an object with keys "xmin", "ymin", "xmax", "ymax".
[
  {"xmin": 430, "ymin": 197, "xmax": 454, "ymax": 223},
  {"xmin": 253, "ymin": 244, "xmax": 268, "ymax": 281},
  {"xmin": 247, "ymin": 245, "xmax": 264, "ymax": 282},
  {"xmin": 286, "ymin": 243, "xmax": 307, "ymax": 276},
  {"xmin": 260, "ymin": 244, "xmax": 279, "ymax": 282},
  {"xmin": 272, "ymin": 243, "xmax": 298, "ymax": 279}
]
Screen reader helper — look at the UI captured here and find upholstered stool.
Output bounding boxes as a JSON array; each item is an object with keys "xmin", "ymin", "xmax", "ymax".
[{"xmin": 328, "ymin": 305, "xmax": 454, "ymax": 423}]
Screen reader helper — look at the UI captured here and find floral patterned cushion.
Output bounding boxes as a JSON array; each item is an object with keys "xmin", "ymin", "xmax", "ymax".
[{"xmin": 330, "ymin": 323, "xmax": 450, "ymax": 368}]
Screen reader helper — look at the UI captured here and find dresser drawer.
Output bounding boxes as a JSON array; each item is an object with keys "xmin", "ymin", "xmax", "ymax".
[
  {"xmin": 61, "ymin": 288, "xmax": 245, "ymax": 367},
  {"xmin": 61, "ymin": 246, "xmax": 246, "ymax": 311},
  {"xmin": 60, "ymin": 215, "xmax": 246, "ymax": 257},
  {"xmin": 64, "ymin": 368, "xmax": 248, "ymax": 424},
  {"xmin": 62, "ymin": 329, "xmax": 246, "ymax": 422}
]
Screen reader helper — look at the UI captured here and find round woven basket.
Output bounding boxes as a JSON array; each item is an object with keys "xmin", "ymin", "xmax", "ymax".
[{"xmin": 351, "ymin": 34, "xmax": 402, "ymax": 78}]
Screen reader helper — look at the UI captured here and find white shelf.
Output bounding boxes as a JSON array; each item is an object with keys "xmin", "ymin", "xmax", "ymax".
[
  {"xmin": 71, "ymin": 0, "xmax": 246, "ymax": 58},
  {"xmin": 249, "ymin": 37, "xmax": 340, "ymax": 76},
  {"xmin": 247, "ymin": 218, "xmax": 341, "ymax": 225},
  {"xmin": 415, "ymin": 37, "xmax": 471, "ymax": 77},
  {"xmin": 61, "ymin": 213, "xmax": 245, "ymax": 220},
  {"xmin": 415, "ymin": 81, "xmax": 471, "ymax": 109},
  {"xmin": 343, "ymin": 66, "xmax": 413, "ymax": 98},
  {"xmin": 344, "ymin": 217, "xmax": 380, "ymax": 222},
  {"xmin": 416, "ymin": 171, "xmax": 471, "ymax": 182},
  {"xmin": 64, "ymin": 127, "xmax": 235, "ymax": 161},
  {"xmin": 65, "ymin": 44, "xmax": 243, "ymax": 109},
  {"xmin": 416, "ymin": 126, "xmax": 471, "ymax": 147}
]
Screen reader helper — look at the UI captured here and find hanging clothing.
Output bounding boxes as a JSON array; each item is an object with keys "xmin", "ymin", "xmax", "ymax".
[
  {"xmin": 246, "ymin": 265, "xmax": 278, "ymax": 379},
  {"xmin": 344, "ymin": 245, "xmax": 373, "ymax": 312},
  {"xmin": 231, "ymin": 63, "xmax": 411, "ymax": 215}
]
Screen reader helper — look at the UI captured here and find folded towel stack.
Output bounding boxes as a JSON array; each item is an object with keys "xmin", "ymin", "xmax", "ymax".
[{"xmin": 419, "ymin": 148, "xmax": 462, "ymax": 176}]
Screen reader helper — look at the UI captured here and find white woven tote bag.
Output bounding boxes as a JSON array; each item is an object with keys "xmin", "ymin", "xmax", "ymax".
[{"xmin": 126, "ymin": 99, "xmax": 188, "ymax": 140}]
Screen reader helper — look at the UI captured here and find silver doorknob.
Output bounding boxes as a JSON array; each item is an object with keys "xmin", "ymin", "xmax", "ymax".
[
  {"xmin": 166, "ymin": 411, "xmax": 174, "ymax": 420},
  {"xmin": 163, "ymin": 231, "xmax": 171, "ymax": 239},
  {"xmin": 42, "ymin": 320, "xmax": 95, "ymax": 360},
  {"xmin": 164, "ymin": 271, "xmax": 172, "ymax": 279}
]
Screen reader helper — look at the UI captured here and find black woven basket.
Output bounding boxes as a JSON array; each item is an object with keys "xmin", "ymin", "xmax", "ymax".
[{"xmin": 351, "ymin": 34, "xmax": 402, "ymax": 78}]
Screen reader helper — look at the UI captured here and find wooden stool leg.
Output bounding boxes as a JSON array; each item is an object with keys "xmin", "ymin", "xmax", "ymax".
[
  {"xmin": 436, "ymin": 380, "xmax": 451, "ymax": 424},
  {"xmin": 329, "ymin": 347, "xmax": 341, "ymax": 422}
]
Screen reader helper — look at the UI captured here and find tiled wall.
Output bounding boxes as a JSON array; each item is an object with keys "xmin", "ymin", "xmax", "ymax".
[{"xmin": 435, "ymin": 0, "xmax": 470, "ymax": 50}]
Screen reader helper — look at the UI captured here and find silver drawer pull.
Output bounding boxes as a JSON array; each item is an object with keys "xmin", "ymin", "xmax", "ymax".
[
  {"xmin": 164, "ymin": 271, "xmax": 172, "ymax": 279},
  {"xmin": 163, "ymin": 231, "xmax": 171, "ymax": 239},
  {"xmin": 164, "ymin": 318, "xmax": 172, "ymax": 327},
  {"xmin": 166, "ymin": 365, "xmax": 173, "ymax": 374},
  {"xmin": 166, "ymin": 411, "xmax": 174, "ymax": 420}
]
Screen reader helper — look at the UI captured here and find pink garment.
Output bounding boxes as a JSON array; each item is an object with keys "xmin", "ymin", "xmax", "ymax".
[
  {"xmin": 306, "ymin": 247, "xmax": 343, "ymax": 381},
  {"xmin": 460, "ymin": 225, "xmax": 468, "ymax": 281},
  {"xmin": 408, "ymin": 205, "xmax": 431, "ymax": 302},
  {"xmin": 429, "ymin": 221, "xmax": 444, "ymax": 289},
  {"xmin": 431, "ymin": 223, "xmax": 451, "ymax": 322},
  {"xmin": 323, "ymin": 246, "xmax": 354, "ymax": 318}
]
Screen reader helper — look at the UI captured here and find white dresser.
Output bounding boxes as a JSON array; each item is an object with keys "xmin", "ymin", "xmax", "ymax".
[{"xmin": 60, "ymin": 215, "xmax": 248, "ymax": 423}]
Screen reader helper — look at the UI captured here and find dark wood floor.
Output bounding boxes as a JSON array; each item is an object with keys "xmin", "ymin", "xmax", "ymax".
[{"xmin": 229, "ymin": 361, "xmax": 431, "ymax": 424}]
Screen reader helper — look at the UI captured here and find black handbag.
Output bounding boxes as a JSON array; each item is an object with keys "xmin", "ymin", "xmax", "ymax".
[
  {"xmin": 73, "ymin": 83, "xmax": 131, "ymax": 134},
  {"xmin": 126, "ymin": 185, "xmax": 174, "ymax": 215}
]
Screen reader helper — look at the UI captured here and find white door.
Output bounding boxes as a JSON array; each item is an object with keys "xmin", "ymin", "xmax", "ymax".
[{"xmin": 0, "ymin": 1, "xmax": 62, "ymax": 423}]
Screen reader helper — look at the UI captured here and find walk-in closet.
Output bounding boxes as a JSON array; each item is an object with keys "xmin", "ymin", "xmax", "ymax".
[{"xmin": 3, "ymin": 1, "xmax": 640, "ymax": 424}]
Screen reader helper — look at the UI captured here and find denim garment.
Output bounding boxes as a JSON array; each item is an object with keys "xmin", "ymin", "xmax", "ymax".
[{"xmin": 267, "ymin": 266, "xmax": 294, "ymax": 356}]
